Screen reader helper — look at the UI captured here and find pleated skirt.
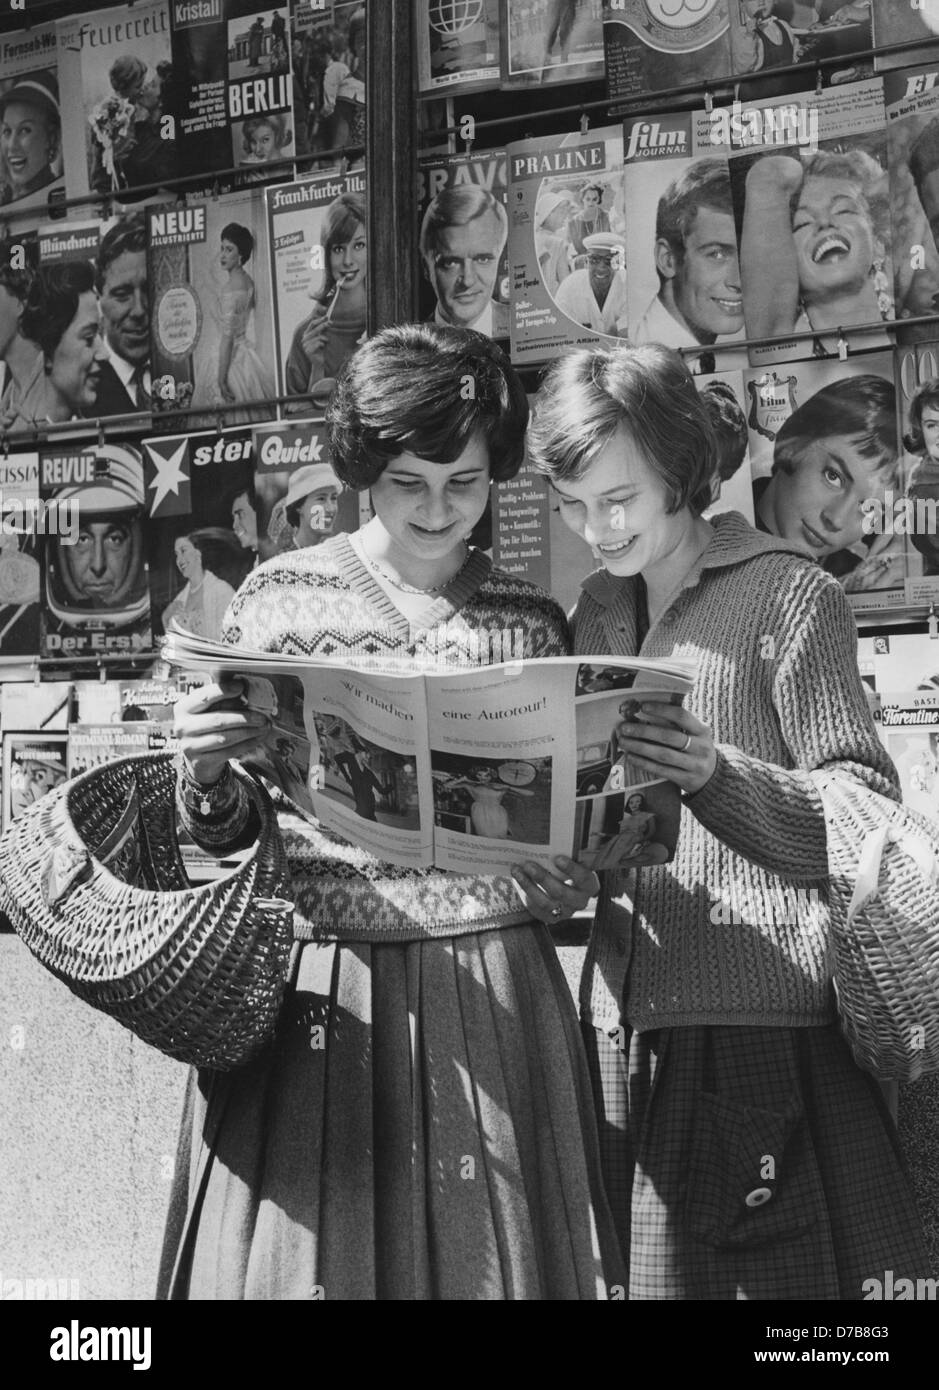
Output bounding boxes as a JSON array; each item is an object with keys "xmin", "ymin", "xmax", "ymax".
[
  {"xmin": 157, "ymin": 924, "xmax": 626, "ymax": 1300},
  {"xmin": 583, "ymin": 1021, "xmax": 930, "ymax": 1300}
]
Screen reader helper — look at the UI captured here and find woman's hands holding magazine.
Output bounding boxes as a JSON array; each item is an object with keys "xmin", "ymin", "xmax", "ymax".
[{"xmin": 174, "ymin": 678, "xmax": 272, "ymax": 786}]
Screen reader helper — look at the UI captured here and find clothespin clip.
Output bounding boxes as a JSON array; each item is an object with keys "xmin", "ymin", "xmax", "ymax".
[
  {"xmin": 837, "ymin": 330, "xmax": 848, "ymax": 362},
  {"xmin": 338, "ymin": 152, "xmax": 349, "ymax": 177},
  {"xmin": 216, "ymin": 409, "xmax": 226, "ymax": 435},
  {"xmin": 98, "ymin": 658, "xmax": 107, "ymax": 684},
  {"xmin": 929, "ymin": 606, "xmax": 938, "ymax": 639},
  {"xmin": 97, "ymin": 420, "xmax": 106, "ymax": 454},
  {"xmin": 733, "ymin": 82, "xmax": 741, "ymax": 105},
  {"xmin": 580, "ymin": 110, "xmax": 589, "ymax": 136},
  {"xmin": 815, "ymin": 66, "xmax": 823, "ymax": 95},
  {"xmin": 212, "ymin": 178, "xmax": 221, "ymax": 202},
  {"xmin": 1, "ymin": 432, "xmax": 8, "ymax": 461},
  {"xmin": 704, "ymin": 87, "xmax": 713, "ymax": 114},
  {"xmin": 33, "ymin": 660, "xmax": 40, "ymax": 687}
]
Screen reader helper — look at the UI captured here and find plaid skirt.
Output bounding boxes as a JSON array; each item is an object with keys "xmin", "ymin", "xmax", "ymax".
[
  {"xmin": 583, "ymin": 1021, "xmax": 930, "ymax": 1300},
  {"xmin": 157, "ymin": 924, "xmax": 625, "ymax": 1300}
]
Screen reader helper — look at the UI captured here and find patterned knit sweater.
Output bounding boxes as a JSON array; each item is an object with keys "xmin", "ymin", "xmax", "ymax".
[
  {"xmin": 176, "ymin": 531, "xmax": 572, "ymax": 941},
  {"xmin": 573, "ymin": 511, "xmax": 900, "ymax": 1033}
]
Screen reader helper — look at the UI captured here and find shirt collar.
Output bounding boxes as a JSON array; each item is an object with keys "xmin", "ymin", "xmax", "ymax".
[{"xmin": 434, "ymin": 300, "xmax": 494, "ymax": 336}]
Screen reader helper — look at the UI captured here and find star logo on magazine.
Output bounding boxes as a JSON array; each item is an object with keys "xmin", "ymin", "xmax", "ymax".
[{"xmin": 144, "ymin": 439, "xmax": 191, "ymax": 518}]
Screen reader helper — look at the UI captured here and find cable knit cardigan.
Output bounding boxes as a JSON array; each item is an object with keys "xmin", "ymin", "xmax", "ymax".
[{"xmin": 573, "ymin": 511, "xmax": 900, "ymax": 1034}]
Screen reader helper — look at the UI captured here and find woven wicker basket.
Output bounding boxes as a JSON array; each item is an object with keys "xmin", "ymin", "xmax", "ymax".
[
  {"xmin": 0, "ymin": 753, "xmax": 294, "ymax": 1071},
  {"xmin": 815, "ymin": 773, "xmax": 939, "ymax": 1083}
]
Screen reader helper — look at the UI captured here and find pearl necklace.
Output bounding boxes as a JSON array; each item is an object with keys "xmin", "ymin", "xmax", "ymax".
[{"xmin": 362, "ymin": 544, "xmax": 472, "ymax": 596}]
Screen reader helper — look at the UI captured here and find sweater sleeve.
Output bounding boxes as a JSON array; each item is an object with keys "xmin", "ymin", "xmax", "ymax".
[{"xmin": 684, "ymin": 573, "xmax": 900, "ymax": 882}]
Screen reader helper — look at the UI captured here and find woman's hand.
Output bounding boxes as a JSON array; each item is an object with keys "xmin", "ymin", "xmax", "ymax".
[
  {"xmin": 218, "ymin": 382, "xmax": 236, "ymax": 404},
  {"xmin": 613, "ymin": 701, "xmax": 717, "ymax": 796},
  {"xmin": 512, "ymin": 854, "xmax": 599, "ymax": 925},
  {"xmin": 174, "ymin": 677, "xmax": 272, "ymax": 786},
  {"xmin": 301, "ymin": 316, "xmax": 329, "ymax": 360}
]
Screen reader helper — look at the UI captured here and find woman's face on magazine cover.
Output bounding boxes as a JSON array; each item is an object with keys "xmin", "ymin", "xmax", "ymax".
[
  {"xmin": 792, "ymin": 176, "xmax": 875, "ymax": 302},
  {"xmin": 0, "ymin": 102, "xmax": 55, "ymax": 194},
  {"xmin": 766, "ymin": 433, "xmax": 888, "ymax": 557},
  {"xmin": 219, "ymin": 239, "xmax": 242, "ymax": 271},
  {"xmin": 370, "ymin": 435, "xmax": 490, "ymax": 564},
  {"xmin": 174, "ymin": 537, "xmax": 204, "ymax": 583},
  {"xmin": 330, "ymin": 223, "xmax": 367, "ymax": 292},
  {"xmin": 250, "ymin": 121, "xmax": 279, "ymax": 161},
  {"xmin": 921, "ymin": 406, "xmax": 939, "ymax": 462},
  {"xmin": 50, "ymin": 292, "xmax": 107, "ymax": 411},
  {"xmin": 296, "ymin": 487, "xmax": 340, "ymax": 546},
  {"xmin": 549, "ymin": 425, "xmax": 689, "ymax": 578}
]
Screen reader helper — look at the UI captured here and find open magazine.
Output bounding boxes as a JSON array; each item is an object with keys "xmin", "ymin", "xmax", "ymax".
[{"xmin": 162, "ymin": 625, "xmax": 697, "ymax": 876}]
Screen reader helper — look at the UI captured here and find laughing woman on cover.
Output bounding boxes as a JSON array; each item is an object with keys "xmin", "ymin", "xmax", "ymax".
[
  {"xmin": 160, "ymin": 324, "xmax": 624, "ymax": 1301},
  {"xmin": 529, "ymin": 341, "xmax": 928, "ymax": 1300}
]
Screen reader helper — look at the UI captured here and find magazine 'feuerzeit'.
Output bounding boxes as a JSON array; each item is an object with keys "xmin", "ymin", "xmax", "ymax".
[{"xmin": 162, "ymin": 623, "xmax": 697, "ymax": 875}]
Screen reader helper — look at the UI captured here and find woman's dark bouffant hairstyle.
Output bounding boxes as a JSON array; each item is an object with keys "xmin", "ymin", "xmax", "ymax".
[
  {"xmin": 528, "ymin": 342, "xmax": 717, "ymax": 517},
  {"xmin": 904, "ymin": 377, "xmax": 939, "ymax": 454},
  {"xmin": 773, "ymin": 376, "xmax": 898, "ymax": 485},
  {"xmin": 20, "ymin": 260, "xmax": 96, "ymax": 360},
  {"xmin": 325, "ymin": 323, "xmax": 529, "ymax": 489},
  {"xmin": 221, "ymin": 222, "xmax": 254, "ymax": 264}
]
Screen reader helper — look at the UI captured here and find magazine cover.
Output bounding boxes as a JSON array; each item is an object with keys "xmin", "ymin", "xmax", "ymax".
[
  {"xmin": 142, "ymin": 427, "xmax": 257, "ymax": 642},
  {"xmin": 149, "ymin": 190, "xmax": 277, "ymax": 426},
  {"xmin": 0, "ymin": 229, "xmax": 45, "ymax": 437},
  {"xmin": 622, "ymin": 108, "xmax": 745, "ymax": 376},
  {"xmin": 726, "ymin": 78, "xmax": 893, "ymax": 366},
  {"xmin": 501, "ymin": 0, "xmax": 604, "ymax": 89},
  {"xmin": 290, "ymin": 1, "xmax": 366, "ymax": 163},
  {"xmin": 744, "ymin": 350, "xmax": 908, "ymax": 615},
  {"xmin": 728, "ymin": 1, "xmax": 873, "ymax": 91},
  {"xmin": 1, "ymin": 731, "xmax": 67, "ymax": 832},
  {"xmin": 0, "ymin": 451, "xmax": 41, "ymax": 660},
  {"xmin": 507, "ymin": 125, "xmax": 626, "ymax": 365},
  {"xmin": 170, "ymin": 0, "xmax": 295, "ymax": 181},
  {"xmin": 416, "ymin": 0, "xmax": 500, "ymax": 95},
  {"xmin": 878, "ymin": 691, "xmax": 939, "ymax": 820},
  {"xmin": 253, "ymin": 419, "xmax": 357, "ymax": 564},
  {"xmin": 266, "ymin": 171, "xmax": 366, "ymax": 415},
  {"xmin": 892, "ymin": 337, "xmax": 939, "ymax": 608},
  {"xmin": 885, "ymin": 60, "xmax": 939, "ymax": 343},
  {"xmin": 0, "ymin": 679, "xmax": 72, "ymax": 730},
  {"xmin": 66, "ymin": 722, "xmax": 153, "ymax": 776},
  {"xmin": 417, "ymin": 150, "xmax": 509, "ymax": 340},
  {"xmin": 72, "ymin": 674, "xmax": 181, "ymax": 722},
  {"xmin": 604, "ymin": 0, "xmax": 731, "ymax": 103},
  {"xmin": 38, "ymin": 440, "xmax": 153, "ymax": 659},
  {"xmin": 857, "ymin": 631, "xmax": 939, "ymax": 694},
  {"xmin": 56, "ymin": 2, "xmax": 178, "ymax": 209},
  {"xmin": 874, "ymin": 1, "xmax": 939, "ymax": 72},
  {"xmin": 694, "ymin": 369, "xmax": 755, "ymax": 522},
  {"xmin": 0, "ymin": 23, "xmax": 64, "ymax": 223}
]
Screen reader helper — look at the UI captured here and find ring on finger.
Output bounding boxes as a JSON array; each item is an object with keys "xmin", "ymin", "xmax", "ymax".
[
  {"xmin": 680, "ymin": 732, "xmax": 692, "ymax": 753},
  {"xmin": 548, "ymin": 904, "xmax": 563, "ymax": 920}
]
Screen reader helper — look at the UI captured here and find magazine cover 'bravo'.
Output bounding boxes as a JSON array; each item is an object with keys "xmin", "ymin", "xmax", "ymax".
[
  {"xmin": 623, "ymin": 108, "xmax": 745, "ymax": 376},
  {"xmin": 266, "ymin": 171, "xmax": 366, "ymax": 416},
  {"xmin": 604, "ymin": 0, "xmax": 731, "ymax": 104},
  {"xmin": 56, "ymin": 1, "xmax": 178, "ymax": 210},
  {"xmin": 0, "ymin": 24, "xmax": 64, "ymax": 222},
  {"xmin": 501, "ymin": 0, "xmax": 604, "ymax": 89},
  {"xmin": 170, "ymin": 0, "xmax": 295, "ymax": 181},
  {"xmin": 507, "ymin": 125, "xmax": 626, "ymax": 365},
  {"xmin": 744, "ymin": 350, "xmax": 907, "ymax": 616},
  {"xmin": 417, "ymin": 0, "xmax": 500, "ymax": 94},
  {"xmin": 726, "ymin": 78, "xmax": 893, "ymax": 366},
  {"xmin": 417, "ymin": 150, "xmax": 509, "ymax": 340},
  {"xmin": 142, "ymin": 427, "xmax": 257, "ymax": 641},
  {"xmin": 38, "ymin": 441, "xmax": 153, "ymax": 658},
  {"xmin": 149, "ymin": 190, "xmax": 276, "ymax": 426}
]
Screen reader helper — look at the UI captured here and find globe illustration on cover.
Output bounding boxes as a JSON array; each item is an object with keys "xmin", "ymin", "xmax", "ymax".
[{"xmin": 429, "ymin": 1, "xmax": 485, "ymax": 38}]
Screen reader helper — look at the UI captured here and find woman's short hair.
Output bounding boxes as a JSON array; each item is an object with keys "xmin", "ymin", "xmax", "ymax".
[
  {"xmin": 241, "ymin": 113, "xmax": 291, "ymax": 155},
  {"xmin": 183, "ymin": 526, "xmax": 251, "ymax": 590},
  {"xmin": 313, "ymin": 192, "xmax": 366, "ymax": 306},
  {"xmin": 905, "ymin": 377, "xmax": 939, "ymax": 454},
  {"xmin": 528, "ymin": 342, "xmax": 717, "ymax": 517},
  {"xmin": 326, "ymin": 323, "xmax": 528, "ymax": 489},
  {"xmin": 220, "ymin": 222, "xmax": 254, "ymax": 264},
  {"xmin": 20, "ymin": 260, "xmax": 95, "ymax": 359},
  {"xmin": 773, "ymin": 375, "xmax": 899, "ymax": 485}
]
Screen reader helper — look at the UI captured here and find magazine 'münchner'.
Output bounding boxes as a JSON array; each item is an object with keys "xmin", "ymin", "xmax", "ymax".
[{"xmin": 163, "ymin": 625, "xmax": 697, "ymax": 877}]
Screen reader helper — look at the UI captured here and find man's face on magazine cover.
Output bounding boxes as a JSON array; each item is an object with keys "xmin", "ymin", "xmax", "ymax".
[
  {"xmin": 60, "ymin": 515, "xmax": 143, "ymax": 608},
  {"xmin": 424, "ymin": 209, "xmax": 503, "ymax": 329},
  {"xmin": 670, "ymin": 207, "xmax": 743, "ymax": 341},
  {"xmin": 99, "ymin": 249, "xmax": 149, "ymax": 367}
]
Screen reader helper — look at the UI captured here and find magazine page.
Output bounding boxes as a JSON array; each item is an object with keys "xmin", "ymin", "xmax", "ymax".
[
  {"xmin": 879, "ymin": 690, "xmax": 939, "ymax": 821},
  {"xmin": 141, "ymin": 427, "xmax": 256, "ymax": 644},
  {"xmin": 0, "ymin": 679, "xmax": 72, "ymax": 730},
  {"xmin": 695, "ymin": 369, "xmax": 755, "ymax": 523},
  {"xmin": 1, "ymin": 729, "xmax": 67, "ymax": 832},
  {"xmin": 56, "ymin": 2, "xmax": 178, "ymax": 212},
  {"xmin": 149, "ymin": 190, "xmax": 277, "ymax": 427},
  {"xmin": 266, "ymin": 171, "xmax": 367, "ymax": 417},
  {"xmin": 857, "ymin": 632, "xmax": 939, "ymax": 695},
  {"xmin": 38, "ymin": 440, "xmax": 153, "ymax": 659},
  {"xmin": 507, "ymin": 125, "xmax": 626, "ymax": 366},
  {"xmin": 885, "ymin": 60, "xmax": 939, "ymax": 345},
  {"xmin": 0, "ymin": 23, "xmax": 64, "ymax": 225},
  {"xmin": 605, "ymin": 0, "xmax": 730, "ymax": 104},
  {"xmin": 744, "ymin": 351, "xmax": 908, "ymax": 616},
  {"xmin": 728, "ymin": 0, "xmax": 872, "ymax": 93},
  {"xmin": 417, "ymin": 150, "xmax": 509, "ymax": 342},
  {"xmin": 252, "ymin": 419, "xmax": 357, "ymax": 562},
  {"xmin": 290, "ymin": 1, "xmax": 366, "ymax": 166},
  {"xmin": 726, "ymin": 78, "xmax": 893, "ymax": 367},
  {"xmin": 623, "ymin": 106, "xmax": 746, "ymax": 375},
  {"xmin": 0, "ymin": 451, "xmax": 41, "ymax": 660},
  {"xmin": 416, "ymin": 0, "xmax": 500, "ymax": 95},
  {"xmin": 874, "ymin": 2, "xmax": 939, "ymax": 72},
  {"xmin": 170, "ymin": 0, "xmax": 294, "ymax": 183},
  {"xmin": 0, "ymin": 228, "xmax": 40, "ymax": 437},
  {"xmin": 501, "ymin": 0, "xmax": 604, "ymax": 90}
]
